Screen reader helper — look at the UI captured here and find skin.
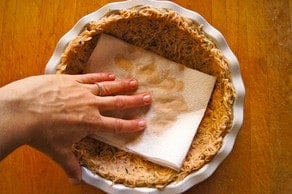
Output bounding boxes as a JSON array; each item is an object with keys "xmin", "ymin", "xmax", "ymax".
[{"xmin": 0, "ymin": 73, "xmax": 152, "ymax": 184}]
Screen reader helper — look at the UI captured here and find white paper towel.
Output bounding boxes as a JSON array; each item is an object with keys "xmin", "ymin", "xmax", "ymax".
[{"xmin": 87, "ymin": 34, "xmax": 216, "ymax": 170}]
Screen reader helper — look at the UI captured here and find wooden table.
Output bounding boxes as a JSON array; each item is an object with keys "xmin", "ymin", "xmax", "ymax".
[{"xmin": 0, "ymin": 0, "xmax": 291, "ymax": 193}]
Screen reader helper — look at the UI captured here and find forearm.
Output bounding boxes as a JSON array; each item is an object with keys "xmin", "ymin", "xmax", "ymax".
[
  {"xmin": 0, "ymin": 120, "xmax": 24, "ymax": 160},
  {"xmin": 0, "ymin": 87, "xmax": 33, "ymax": 160}
]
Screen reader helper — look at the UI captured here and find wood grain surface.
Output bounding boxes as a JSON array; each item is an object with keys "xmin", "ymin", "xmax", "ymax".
[{"xmin": 0, "ymin": 0, "xmax": 291, "ymax": 193}]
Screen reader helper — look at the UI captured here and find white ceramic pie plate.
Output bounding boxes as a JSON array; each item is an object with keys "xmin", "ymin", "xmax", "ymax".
[{"xmin": 45, "ymin": 0, "xmax": 245, "ymax": 193}]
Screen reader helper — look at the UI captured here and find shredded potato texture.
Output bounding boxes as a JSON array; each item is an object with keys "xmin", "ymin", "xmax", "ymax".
[{"xmin": 57, "ymin": 6, "xmax": 235, "ymax": 188}]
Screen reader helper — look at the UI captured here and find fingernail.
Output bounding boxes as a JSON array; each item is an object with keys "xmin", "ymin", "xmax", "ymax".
[
  {"xmin": 108, "ymin": 74, "xmax": 115, "ymax": 79},
  {"xmin": 138, "ymin": 120, "xmax": 146, "ymax": 129},
  {"xmin": 129, "ymin": 79, "xmax": 138, "ymax": 87},
  {"xmin": 143, "ymin": 94, "xmax": 152, "ymax": 104},
  {"xmin": 69, "ymin": 178, "xmax": 81, "ymax": 185}
]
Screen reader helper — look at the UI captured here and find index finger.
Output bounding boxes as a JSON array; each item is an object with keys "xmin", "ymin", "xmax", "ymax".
[
  {"xmin": 73, "ymin": 73, "xmax": 116, "ymax": 84},
  {"xmin": 94, "ymin": 79, "xmax": 138, "ymax": 96}
]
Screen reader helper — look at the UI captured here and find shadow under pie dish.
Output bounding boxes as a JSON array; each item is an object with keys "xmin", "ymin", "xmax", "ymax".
[{"xmin": 45, "ymin": 0, "xmax": 245, "ymax": 193}]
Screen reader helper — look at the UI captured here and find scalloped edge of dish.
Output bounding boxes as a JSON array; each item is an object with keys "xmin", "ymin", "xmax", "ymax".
[{"xmin": 45, "ymin": 0, "xmax": 245, "ymax": 193}]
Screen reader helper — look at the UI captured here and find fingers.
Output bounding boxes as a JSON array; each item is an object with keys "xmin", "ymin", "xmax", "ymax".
[
  {"xmin": 93, "ymin": 79, "xmax": 139, "ymax": 96},
  {"xmin": 73, "ymin": 73, "xmax": 115, "ymax": 84},
  {"xmin": 99, "ymin": 117, "xmax": 147, "ymax": 133},
  {"xmin": 66, "ymin": 73, "xmax": 153, "ymax": 134},
  {"xmin": 54, "ymin": 149, "xmax": 82, "ymax": 185},
  {"xmin": 96, "ymin": 93, "xmax": 152, "ymax": 111}
]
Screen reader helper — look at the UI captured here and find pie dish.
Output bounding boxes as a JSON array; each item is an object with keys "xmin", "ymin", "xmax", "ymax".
[{"xmin": 45, "ymin": 0, "xmax": 245, "ymax": 193}]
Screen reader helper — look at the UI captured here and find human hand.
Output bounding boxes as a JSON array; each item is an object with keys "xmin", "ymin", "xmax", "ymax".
[{"xmin": 0, "ymin": 73, "xmax": 152, "ymax": 184}]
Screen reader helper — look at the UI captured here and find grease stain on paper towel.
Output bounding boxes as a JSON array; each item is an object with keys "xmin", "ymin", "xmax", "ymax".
[{"xmin": 115, "ymin": 54, "xmax": 189, "ymax": 134}]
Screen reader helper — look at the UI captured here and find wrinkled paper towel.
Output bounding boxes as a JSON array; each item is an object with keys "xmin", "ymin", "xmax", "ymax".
[{"xmin": 87, "ymin": 34, "xmax": 216, "ymax": 170}]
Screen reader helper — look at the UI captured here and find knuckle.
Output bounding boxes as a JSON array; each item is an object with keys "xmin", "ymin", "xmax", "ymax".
[
  {"xmin": 84, "ymin": 113, "xmax": 101, "ymax": 126},
  {"xmin": 101, "ymin": 85, "xmax": 110, "ymax": 95},
  {"xmin": 114, "ymin": 118, "xmax": 123, "ymax": 133},
  {"xmin": 66, "ymin": 163, "xmax": 80, "ymax": 177},
  {"xmin": 66, "ymin": 166, "xmax": 81, "ymax": 182},
  {"xmin": 114, "ymin": 96, "xmax": 125, "ymax": 109}
]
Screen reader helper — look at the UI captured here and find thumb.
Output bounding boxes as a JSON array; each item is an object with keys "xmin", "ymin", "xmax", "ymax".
[{"xmin": 56, "ymin": 150, "xmax": 82, "ymax": 185}]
